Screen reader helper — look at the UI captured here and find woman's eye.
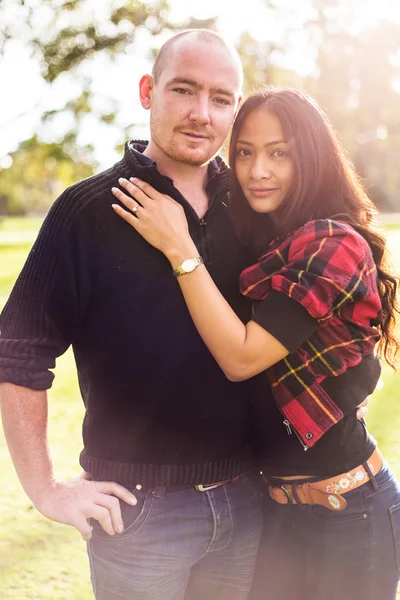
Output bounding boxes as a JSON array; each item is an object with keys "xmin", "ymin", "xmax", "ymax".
[
  {"xmin": 272, "ymin": 149, "xmax": 288, "ymax": 158},
  {"xmin": 236, "ymin": 148, "xmax": 251, "ymax": 157}
]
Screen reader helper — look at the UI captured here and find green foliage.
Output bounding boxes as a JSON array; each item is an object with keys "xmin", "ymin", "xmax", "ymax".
[
  {"xmin": 1, "ymin": 0, "xmax": 179, "ymax": 192},
  {"xmin": 1, "ymin": 0, "xmax": 173, "ymax": 73},
  {"xmin": 0, "ymin": 0, "xmax": 218, "ymax": 216},
  {"xmin": 1, "ymin": 0, "xmax": 400, "ymax": 214},
  {"xmin": 36, "ymin": 0, "xmax": 175, "ymax": 84},
  {"xmin": 0, "ymin": 135, "xmax": 96, "ymax": 214}
]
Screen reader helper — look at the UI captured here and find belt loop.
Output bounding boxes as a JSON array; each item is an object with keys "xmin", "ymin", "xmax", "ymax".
[
  {"xmin": 363, "ymin": 461, "xmax": 378, "ymax": 490},
  {"xmin": 291, "ymin": 485, "xmax": 302, "ymax": 506},
  {"xmin": 153, "ymin": 486, "xmax": 166, "ymax": 499}
]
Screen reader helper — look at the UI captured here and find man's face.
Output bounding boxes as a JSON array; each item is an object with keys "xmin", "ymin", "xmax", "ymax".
[{"xmin": 146, "ymin": 39, "xmax": 242, "ymax": 167}]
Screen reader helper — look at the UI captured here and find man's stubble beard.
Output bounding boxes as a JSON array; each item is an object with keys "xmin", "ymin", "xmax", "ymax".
[
  {"xmin": 153, "ymin": 135, "xmax": 215, "ymax": 167},
  {"xmin": 150, "ymin": 113, "xmax": 218, "ymax": 167}
]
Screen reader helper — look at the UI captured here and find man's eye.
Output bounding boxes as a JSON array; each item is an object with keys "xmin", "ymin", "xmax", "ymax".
[
  {"xmin": 173, "ymin": 88, "xmax": 190, "ymax": 95},
  {"xmin": 215, "ymin": 97, "xmax": 230, "ymax": 106}
]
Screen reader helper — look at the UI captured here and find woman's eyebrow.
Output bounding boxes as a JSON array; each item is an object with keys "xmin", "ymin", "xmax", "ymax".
[{"xmin": 237, "ymin": 139, "xmax": 288, "ymax": 147}]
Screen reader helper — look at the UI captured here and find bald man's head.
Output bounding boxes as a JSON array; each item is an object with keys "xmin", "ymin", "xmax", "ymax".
[
  {"xmin": 139, "ymin": 29, "xmax": 243, "ymax": 168},
  {"xmin": 152, "ymin": 29, "xmax": 243, "ymax": 90}
]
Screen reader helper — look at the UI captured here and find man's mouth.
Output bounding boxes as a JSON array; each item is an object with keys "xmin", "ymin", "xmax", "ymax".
[{"xmin": 179, "ymin": 131, "xmax": 210, "ymax": 141}]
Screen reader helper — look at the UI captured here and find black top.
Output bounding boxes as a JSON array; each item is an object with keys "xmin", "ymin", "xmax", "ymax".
[
  {"xmin": 0, "ymin": 141, "xmax": 261, "ymax": 487},
  {"xmin": 251, "ymin": 291, "xmax": 379, "ymax": 477}
]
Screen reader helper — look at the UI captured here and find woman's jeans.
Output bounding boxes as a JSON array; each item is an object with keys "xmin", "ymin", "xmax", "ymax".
[
  {"xmin": 249, "ymin": 461, "xmax": 400, "ymax": 600},
  {"xmin": 87, "ymin": 475, "xmax": 262, "ymax": 600}
]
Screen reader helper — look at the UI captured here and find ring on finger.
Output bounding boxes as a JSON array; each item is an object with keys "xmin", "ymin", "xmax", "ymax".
[{"xmin": 131, "ymin": 204, "xmax": 139, "ymax": 213}]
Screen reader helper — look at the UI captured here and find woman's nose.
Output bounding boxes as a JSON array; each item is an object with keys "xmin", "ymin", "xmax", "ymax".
[{"xmin": 250, "ymin": 158, "xmax": 272, "ymax": 180}]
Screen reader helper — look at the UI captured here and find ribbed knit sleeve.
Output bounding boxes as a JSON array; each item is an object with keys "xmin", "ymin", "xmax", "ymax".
[{"xmin": 0, "ymin": 188, "xmax": 92, "ymax": 390}]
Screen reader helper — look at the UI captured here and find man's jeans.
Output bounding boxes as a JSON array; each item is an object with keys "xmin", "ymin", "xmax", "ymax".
[
  {"xmin": 87, "ymin": 475, "xmax": 262, "ymax": 600},
  {"xmin": 249, "ymin": 461, "xmax": 400, "ymax": 600}
]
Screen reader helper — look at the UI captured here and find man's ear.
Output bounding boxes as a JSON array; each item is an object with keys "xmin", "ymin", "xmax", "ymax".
[{"xmin": 139, "ymin": 74, "xmax": 153, "ymax": 110}]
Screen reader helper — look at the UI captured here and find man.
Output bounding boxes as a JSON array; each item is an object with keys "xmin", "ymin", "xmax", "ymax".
[{"xmin": 0, "ymin": 30, "xmax": 264, "ymax": 600}]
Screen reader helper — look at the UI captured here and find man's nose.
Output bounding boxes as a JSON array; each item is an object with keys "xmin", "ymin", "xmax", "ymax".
[{"xmin": 189, "ymin": 97, "xmax": 211, "ymax": 125}]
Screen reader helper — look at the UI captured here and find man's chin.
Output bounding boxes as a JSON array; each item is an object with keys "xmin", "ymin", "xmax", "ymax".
[{"xmin": 170, "ymin": 146, "xmax": 218, "ymax": 167}]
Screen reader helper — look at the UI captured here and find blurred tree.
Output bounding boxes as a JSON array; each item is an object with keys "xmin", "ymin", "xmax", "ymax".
[
  {"xmin": 2, "ymin": 0, "xmax": 399, "ymax": 212},
  {"xmin": 1, "ymin": 0, "xmax": 172, "ymax": 77},
  {"xmin": 0, "ymin": 0, "xmax": 215, "ymax": 132},
  {"xmin": 302, "ymin": 0, "xmax": 400, "ymax": 211},
  {"xmin": 254, "ymin": 0, "xmax": 400, "ymax": 211},
  {"xmin": 1, "ymin": 0, "xmax": 175, "ymax": 154},
  {"xmin": 238, "ymin": 31, "xmax": 305, "ymax": 94},
  {"xmin": 0, "ymin": 135, "xmax": 96, "ymax": 214},
  {"xmin": 0, "ymin": 0, "xmax": 216, "ymax": 212}
]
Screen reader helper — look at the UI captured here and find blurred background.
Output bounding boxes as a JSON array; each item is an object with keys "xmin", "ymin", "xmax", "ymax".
[
  {"xmin": 1, "ymin": 0, "xmax": 400, "ymax": 215},
  {"xmin": 0, "ymin": 1, "xmax": 400, "ymax": 598}
]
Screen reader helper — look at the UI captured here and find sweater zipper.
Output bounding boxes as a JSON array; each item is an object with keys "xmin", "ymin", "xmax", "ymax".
[
  {"xmin": 265, "ymin": 370, "xmax": 309, "ymax": 451},
  {"xmin": 162, "ymin": 176, "xmax": 228, "ymax": 261},
  {"xmin": 197, "ymin": 187, "xmax": 230, "ymax": 260},
  {"xmin": 161, "ymin": 173, "xmax": 228, "ymax": 225}
]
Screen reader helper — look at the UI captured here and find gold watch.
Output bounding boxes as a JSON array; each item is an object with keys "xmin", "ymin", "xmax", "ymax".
[{"xmin": 172, "ymin": 257, "xmax": 204, "ymax": 277}]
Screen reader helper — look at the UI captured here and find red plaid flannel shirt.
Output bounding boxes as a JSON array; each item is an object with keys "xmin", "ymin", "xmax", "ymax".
[{"xmin": 240, "ymin": 219, "xmax": 381, "ymax": 449}]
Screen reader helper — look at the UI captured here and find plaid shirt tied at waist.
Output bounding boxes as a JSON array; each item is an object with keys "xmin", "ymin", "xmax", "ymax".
[{"xmin": 240, "ymin": 219, "xmax": 382, "ymax": 449}]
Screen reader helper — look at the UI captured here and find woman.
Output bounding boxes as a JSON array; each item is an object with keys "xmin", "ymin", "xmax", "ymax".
[{"xmin": 111, "ymin": 88, "xmax": 400, "ymax": 599}]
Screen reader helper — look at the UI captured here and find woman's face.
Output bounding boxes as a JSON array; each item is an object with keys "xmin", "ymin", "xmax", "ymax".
[{"xmin": 235, "ymin": 107, "xmax": 294, "ymax": 213}]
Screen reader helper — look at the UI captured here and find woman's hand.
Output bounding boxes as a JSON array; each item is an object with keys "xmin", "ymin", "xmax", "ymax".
[
  {"xmin": 112, "ymin": 179, "xmax": 287, "ymax": 382},
  {"xmin": 111, "ymin": 177, "xmax": 197, "ymax": 260}
]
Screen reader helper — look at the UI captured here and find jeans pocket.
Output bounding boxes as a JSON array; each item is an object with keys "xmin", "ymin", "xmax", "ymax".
[
  {"xmin": 389, "ymin": 503, "xmax": 400, "ymax": 571},
  {"xmin": 91, "ymin": 489, "xmax": 154, "ymax": 541},
  {"xmin": 309, "ymin": 488, "xmax": 368, "ymax": 523}
]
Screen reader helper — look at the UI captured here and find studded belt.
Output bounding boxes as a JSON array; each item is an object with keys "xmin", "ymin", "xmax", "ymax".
[{"xmin": 266, "ymin": 447, "xmax": 383, "ymax": 511}]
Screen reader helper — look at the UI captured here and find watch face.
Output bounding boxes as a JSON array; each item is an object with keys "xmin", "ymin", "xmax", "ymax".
[{"xmin": 181, "ymin": 259, "xmax": 196, "ymax": 272}]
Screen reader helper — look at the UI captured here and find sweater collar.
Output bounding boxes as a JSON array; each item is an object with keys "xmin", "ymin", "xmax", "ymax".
[{"xmin": 120, "ymin": 140, "xmax": 229, "ymax": 197}]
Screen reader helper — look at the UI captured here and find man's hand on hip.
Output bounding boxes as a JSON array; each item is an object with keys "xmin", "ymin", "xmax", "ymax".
[{"xmin": 36, "ymin": 477, "xmax": 137, "ymax": 540}]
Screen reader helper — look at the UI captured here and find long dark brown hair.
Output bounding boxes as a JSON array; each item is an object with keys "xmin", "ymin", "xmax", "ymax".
[{"xmin": 229, "ymin": 87, "xmax": 399, "ymax": 367}]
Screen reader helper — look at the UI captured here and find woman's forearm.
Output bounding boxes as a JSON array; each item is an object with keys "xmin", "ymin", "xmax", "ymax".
[
  {"xmin": 167, "ymin": 247, "xmax": 288, "ymax": 380},
  {"xmin": 110, "ymin": 178, "xmax": 288, "ymax": 378}
]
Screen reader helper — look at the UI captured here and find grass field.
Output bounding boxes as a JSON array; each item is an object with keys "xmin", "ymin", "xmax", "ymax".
[
  {"xmin": 0, "ymin": 218, "xmax": 92, "ymax": 599},
  {"xmin": 0, "ymin": 216, "xmax": 400, "ymax": 599}
]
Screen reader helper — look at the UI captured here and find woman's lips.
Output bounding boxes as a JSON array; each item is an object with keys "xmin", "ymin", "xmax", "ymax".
[{"xmin": 248, "ymin": 187, "xmax": 278, "ymax": 198}]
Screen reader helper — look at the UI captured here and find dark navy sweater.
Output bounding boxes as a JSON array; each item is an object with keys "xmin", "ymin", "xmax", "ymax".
[{"xmin": 0, "ymin": 142, "xmax": 263, "ymax": 486}]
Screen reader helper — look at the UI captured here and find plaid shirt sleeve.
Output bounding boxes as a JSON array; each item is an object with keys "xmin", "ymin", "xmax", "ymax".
[
  {"xmin": 240, "ymin": 219, "xmax": 379, "ymax": 326},
  {"xmin": 240, "ymin": 219, "xmax": 381, "ymax": 448}
]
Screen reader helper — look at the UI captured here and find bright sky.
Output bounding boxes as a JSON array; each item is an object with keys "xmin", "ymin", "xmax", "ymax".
[{"xmin": 1, "ymin": 0, "xmax": 400, "ymax": 168}]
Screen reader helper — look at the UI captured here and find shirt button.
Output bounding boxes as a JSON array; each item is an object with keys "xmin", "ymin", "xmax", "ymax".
[
  {"xmin": 135, "ymin": 484, "xmax": 142, "ymax": 490},
  {"xmin": 305, "ymin": 433, "xmax": 313, "ymax": 440}
]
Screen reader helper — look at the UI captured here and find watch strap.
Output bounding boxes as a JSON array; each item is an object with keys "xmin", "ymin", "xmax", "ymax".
[{"xmin": 173, "ymin": 257, "xmax": 204, "ymax": 277}]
